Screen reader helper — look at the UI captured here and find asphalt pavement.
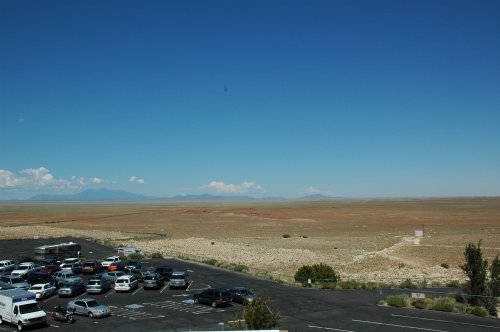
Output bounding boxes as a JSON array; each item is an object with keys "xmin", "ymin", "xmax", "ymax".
[{"xmin": 1, "ymin": 238, "xmax": 499, "ymax": 331}]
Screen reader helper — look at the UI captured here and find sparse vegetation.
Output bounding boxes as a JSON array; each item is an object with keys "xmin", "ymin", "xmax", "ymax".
[
  {"xmin": 440, "ymin": 263, "xmax": 449, "ymax": 269},
  {"xmin": 150, "ymin": 252, "xmax": 163, "ymax": 259},
  {"xmin": 386, "ymin": 295, "xmax": 409, "ymax": 308},
  {"xmin": 128, "ymin": 252, "xmax": 144, "ymax": 259},
  {"xmin": 398, "ymin": 278, "xmax": 418, "ymax": 289},
  {"xmin": 282, "ymin": 234, "xmax": 291, "ymax": 238},
  {"xmin": 228, "ymin": 297, "xmax": 280, "ymax": 330}
]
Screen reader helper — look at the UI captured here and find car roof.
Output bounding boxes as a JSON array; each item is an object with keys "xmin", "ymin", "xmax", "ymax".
[
  {"xmin": 70, "ymin": 298, "xmax": 95, "ymax": 303},
  {"xmin": 171, "ymin": 271, "xmax": 185, "ymax": 275},
  {"xmin": 31, "ymin": 283, "xmax": 51, "ymax": 287}
]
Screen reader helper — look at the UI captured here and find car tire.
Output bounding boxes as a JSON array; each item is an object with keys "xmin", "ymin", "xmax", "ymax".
[
  {"xmin": 0, "ymin": 316, "xmax": 3, "ymax": 325},
  {"xmin": 88, "ymin": 312, "xmax": 94, "ymax": 318},
  {"xmin": 17, "ymin": 322, "xmax": 23, "ymax": 331},
  {"xmin": 194, "ymin": 298, "xmax": 199, "ymax": 304},
  {"xmin": 211, "ymin": 301, "xmax": 217, "ymax": 308}
]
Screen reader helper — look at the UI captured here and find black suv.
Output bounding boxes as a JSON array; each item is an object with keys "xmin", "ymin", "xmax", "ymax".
[
  {"xmin": 82, "ymin": 260, "xmax": 104, "ymax": 274},
  {"xmin": 26, "ymin": 272, "xmax": 55, "ymax": 286},
  {"xmin": 193, "ymin": 288, "xmax": 232, "ymax": 307},
  {"xmin": 154, "ymin": 267, "xmax": 174, "ymax": 280}
]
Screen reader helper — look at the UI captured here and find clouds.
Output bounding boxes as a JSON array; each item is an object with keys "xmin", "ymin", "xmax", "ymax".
[
  {"xmin": 0, "ymin": 167, "xmax": 107, "ymax": 190},
  {"xmin": 305, "ymin": 186, "xmax": 321, "ymax": 195},
  {"xmin": 201, "ymin": 181, "xmax": 265, "ymax": 194},
  {"xmin": 129, "ymin": 176, "xmax": 145, "ymax": 184}
]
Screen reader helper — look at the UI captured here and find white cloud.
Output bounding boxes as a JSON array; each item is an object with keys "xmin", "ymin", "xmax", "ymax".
[
  {"xmin": 91, "ymin": 177, "xmax": 104, "ymax": 184},
  {"xmin": 305, "ymin": 186, "xmax": 321, "ymax": 195},
  {"xmin": 129, "ymin": 176, "xmax": 145, "ymax": 184},
  {"xmin": 0, "ymin": 167, "xmax": 83, "ymax": 190},
  {"xmin": 201, "ymin": 181, "xmax": 265, "ymax": 194}
]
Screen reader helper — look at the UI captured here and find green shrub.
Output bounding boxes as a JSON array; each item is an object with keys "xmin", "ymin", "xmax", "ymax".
[
  {"xmin": 440, "ymin": 263, "xmax": 449, "ymax": 269},
  {"xmin": 128, "ymin": 252, "xmax": 144, "ymax": 260},
  {"xmin": 243, "ymin": 297, "xmax": 280, "ymax": 329},
  {"xmin": 412, "ymin": 298, "xmax": 433, "ymax": 310},
  {"xmin": 338, "ymin": 280, "xmax": 362, "ymax": 289},
  {"xmin": 282, "ymin": 234, "xmax": 291, "ymax": 238},
  {"xmin": 294, "ymin": 263, "xmax": 340, "ymax": 286},
  {"xmin": 227, "ymin": 263, "xmax": 249, "ymax": 273},
  {"xmin": 387, "ymin": 295, "xmax": 409, "ymax": 308},
  {"xmin": 445, "ymin": 280, "xmax": 461, "ymax": 288},
  {"xmin": 433, "ymin": 297, "xmax": 456, "ymax": 312},
  {"xmin": 470, "ymin": 306, "xmax": 488, "ymax": 317},
  {"xmin": 202, "ymin": 258, "xmax": 218, "ymax": 266},
  {"xmin": 151, "ymin": 252, "xmax": 163, "ymax": 259},
  {"xmin": 399, "ymin": 279, "xmax": 418, "ymax": 289}
]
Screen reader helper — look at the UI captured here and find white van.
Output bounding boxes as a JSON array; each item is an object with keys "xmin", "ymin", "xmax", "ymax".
[
  {"xmin": 0, "ymin": 289, "xmax": 47, "ymax": 330},
  {"xmin": 114, "ymin": 275, "xmax": 138, "ymax": 292}
]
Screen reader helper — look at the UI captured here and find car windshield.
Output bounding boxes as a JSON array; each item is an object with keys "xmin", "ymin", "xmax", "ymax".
[
  {"xmin": 172, "ymin": 275, "xmax": 185, "ymax": 279},
  {"xmin": 144, "ymin": 276, "xmax": 156, "ymax": 280},
  {"xmin": 17, "ymin": 266, "xmax": 30, "ymax": 270},
  {"xmin": 88, "ymin": 280, "xmax": 101, "ymax": 285},
  {"xmin": 83, "ymin": 263, "xmax": 95, "ymax": 266},
  {"xmin": 19, "ymin": 303, "xmax": 42, "ymax": 314},
  {"xmin": 116, "ymin": 279, "xmax": 126, "ymax": 283},
  {"xmin": 65, "ymin": 273, "xmax": 77, "ymax": 278},
  {"xmin": 105, "ymin": 258, "xmax": 115, "ymax": 262},
  {"xmin": 11, "ymin": 277, "xmax": 24, "ymax": 283},
  {"xmin": 86, "ymin": 300, "xmax": 100, "ymax": 307},
  {"xmin": 30, "ymin": 286, "xmax": 43, "ymax": 290}
]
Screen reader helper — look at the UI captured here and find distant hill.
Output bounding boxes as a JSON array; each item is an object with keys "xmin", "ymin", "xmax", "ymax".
[
  {"xmin": 29, "ymin": 189, "xmax": 153, "ymax": 201},
  {"xmin": 298, "ymin": 194, "xmax": 333, "ymax": 200}
]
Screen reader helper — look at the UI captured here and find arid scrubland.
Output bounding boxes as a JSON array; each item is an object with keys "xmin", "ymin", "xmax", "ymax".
[{"xmin": 1, "ymin": 198, "xmax": 499, "ymax": 284}]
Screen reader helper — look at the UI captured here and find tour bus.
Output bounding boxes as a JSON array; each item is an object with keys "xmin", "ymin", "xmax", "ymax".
[{"xmin": 33, "ymin": 242, "xmax": 81, "ymax": 262}]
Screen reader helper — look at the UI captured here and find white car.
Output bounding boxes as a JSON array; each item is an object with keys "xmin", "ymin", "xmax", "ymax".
[
  {"xmin": 28, "ymin": 283, "xmax": 56, "ymax": 299},
  {"xmin": 114, "ymin": 275, "xmax": 138, "ymax": 292},
  {"xmin": 101, "ymin": 256, "xmax": 121, "ymax": 268},
  {"xmin": 60, "ymin": 258, "xmax": 80, "ymax": 266},
  {"xmin": 0, "ymin": 260, "xmax": 15, "ymax": 272},
  {"xmin": 11, "ymin": 263, "xmax": 37, "ymax": 276}
]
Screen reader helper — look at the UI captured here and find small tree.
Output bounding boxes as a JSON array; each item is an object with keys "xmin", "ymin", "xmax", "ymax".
[
  {"xmin": 461, "ymin": 241, "xmax": 488, "ymax": 305},
  {"xmin": 486, "ymin": 255, "xmax": 500, "ymax": 316},
  {"xmin": 241, "ymin": 297, "xmax": 280, "ymax": 329}
]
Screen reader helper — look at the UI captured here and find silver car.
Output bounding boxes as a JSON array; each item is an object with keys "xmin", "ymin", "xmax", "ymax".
[
  {"xmin": 169, "ymin": 271, "xmax": 190, "ymax": 289},
  {"xmin": 67, "ymin": 298, "xmax": 111, "ymax": 318},
  {"xmin": 101, "ymin": 271, "xmax": 125, "ymax": 283},
  {"xmin": 0, "ymin": 275, "xmax": 30, "ymax": 290}
]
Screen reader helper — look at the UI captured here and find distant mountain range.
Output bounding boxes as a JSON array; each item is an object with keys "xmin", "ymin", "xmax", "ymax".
[{"xmin": 27, "ymin": 188, "xmax": 334, "ymax": 202}]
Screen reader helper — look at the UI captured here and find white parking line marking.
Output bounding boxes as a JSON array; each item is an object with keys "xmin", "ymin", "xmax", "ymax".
[
  {"xmin": 105, "ymin": 289, "xmax": 115, "ymax": 298},
  {"xmin": 143, "ymin": 300, "xmax": 225, "ymax": 315},
  {"xmin": 186, "ymin": 280, "xmax": 193, "ymax": 291},
  {"xmin": 391, "ymin": 314, "xmax": 500, "ymax": 329},
  {"xmin": 160, "ymin": 284, "xmax": 168, "ymax": 293},
  {"xmin": 50, "ymin": 325, "xmax": 60, "ymax": 328},
  {"xmin": 352, "ymin": 319, "xmax": 449, "ymax": 332},
  {"xmin": 309, "ymin": 325, "xmax": 357, "ymax": 332},
  {"xmin": 109, "ymin": 305, "xmax": 164, "ymax": 320},
  {"xmin": 132, "ymin": 286, "xmax": 143, "ymax": 295}
]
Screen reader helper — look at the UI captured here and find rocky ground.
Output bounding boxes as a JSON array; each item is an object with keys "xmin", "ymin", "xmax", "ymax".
[{"xmin": 0, "ymin": 225, "xmax": 467, "ymax": 285}]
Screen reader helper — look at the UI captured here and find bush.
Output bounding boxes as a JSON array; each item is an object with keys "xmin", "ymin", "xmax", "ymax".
[
  {"xmin": 128, "ymin": 253, "xmax": 144, "ymax": 260},
  {"xmin": 202, "ymin": 258, "xmax": 218, "ymax": 266},
  {"xmin": 387, "ymin": 295, "xmax": 409, "ymax": 308},
  {"xmin": 470, "ymin": 306, "xmax": 488, "ymax": 317},
  {"xmin": 243, "ymin": 297, "xmax": 280, "ymax": 329},
  {"xmin": 446, "ymin": 280, "xmax": 461, "ymax": 288},
  {"xmin": 412, "ymin": 298, "xmax": 433, "ymax": 310},
  {"xmin": 433, "ymin": 297, "xmax": 456, "ymax": 312},
  {"xmin": 227, "ymin": 263, "xmax": 249, "ymax": 273},
  {"xmin": 151, "ymin": 252, "xmax": 163, "ymax": 259},
  {"xmin": 282, "ymin": 234, "xmax": 291, "ymax": 238},
  {"xmin": 440, "ymin": 263, "xmax": 449, "ymax": 269},
  {"xmin": 399, "ymin": 279, "xmax": 418, "ymax": 289},
  {"xmin": 294, "ymin": 263, "xmax": 340, "ymax": 286}
]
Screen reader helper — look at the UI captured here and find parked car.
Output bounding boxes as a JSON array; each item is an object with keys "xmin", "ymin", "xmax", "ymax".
[
  {"xmin": 0, "ymin": 275, "xmax": 30, "ymax": 290},
  {"xmin": 86, "ymin": 276, "xmax": 111, "ymax": 294},
  {"xmin": 143, "ymin": 273, "xmax": 164, "ymax": 289},
  {"xmin": 39, "ymin": 264, "xmax": 61, "ymax": 274},
  {"xmin": 26, "ymin": 272, "xmax": 55, "ymax": 286},
  {"xmin": 40, "ymin": 257, "xmax": 58, "ymax": 266},
  {"xmin": 68, "ymin": 298, "xmax": 111, "ymax": 318},
  {"xmin": 107, "ymin": 261, "xmax": 125, "ymax": 272},
  {"xmin": 57, "ymin": 281, "xmax": 85, "ymax": 297},
  {"xmin": 0, "ymin": 280, "xmax": 15, "ymax": 290},
  {"xmin": 53, "ymin": 270, "xmax": 83, "ymax": 286},
  {"xmin": 114, "ymin": 275, "xmax": 138, "ymax": 292},
  {"xmin": 228, "ymin": 287, "xmax": 255, "ymax": 304},
  {"xmin": 11, "ymin": 262, "xmax": 38, "ymax": 277},
  {"xmin": 101, "ymin": 256, "xmax": 121, "ymax": 268},
  {"xmin": 193, "ymin": 288, "xmax": 232, "ymax": 308},
  {"xmin": 154, "ymin": 266, "xmax": 174, "ymax": 280},
  {"xmin": 0, "ymin": 260, "xmax": 16, "ymax": 272},
  {"xmin": 28, "ymin": 283, "xmax": 57, "ymax": 299},
  {"xmin": 60, "ymin": 262, "xmax": 83, "ymax": 274},
  {"xmin": 169, "ymin": 271, "xmax": 190, "ymax": 289},
  {"xmin": 124, "ymin": 260, "xmax": 141, "ymax": 272},
  {"xmin": 0, "ymin": 265, "xmax": 15, "ymax": 276},
  {"xmin": 60, "ymin": 258, "xmax": 80, "ymax": 266},
  {"xmin": 128, "ymin": 268, "xmax": 150, "ymax": 282},
  {"xmin": 82, "ymin": 260, "xmax": 104, "ymax": 274},
  {"xmin": 101, "ymin": 271, "xmax": 125, "ymax": 283}
]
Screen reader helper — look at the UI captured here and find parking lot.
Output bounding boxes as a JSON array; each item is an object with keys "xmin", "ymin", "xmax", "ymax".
[{"xmin": 2, "ymin": 238, "xmax": 500, "ymax": 331}]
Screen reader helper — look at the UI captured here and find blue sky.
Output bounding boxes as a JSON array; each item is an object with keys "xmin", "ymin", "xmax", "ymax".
[{"xmin": 1, "ymin": 0, "xmax": 499, "ymax": 199}]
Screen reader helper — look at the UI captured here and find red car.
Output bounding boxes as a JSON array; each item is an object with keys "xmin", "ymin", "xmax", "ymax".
[
  {"xmin": 108, "ymin": 261, "xmax": 125, "ymax": 272},
  {"xmin": 39, "ymin": 265, "xmax": 61, "ymax": 274}
]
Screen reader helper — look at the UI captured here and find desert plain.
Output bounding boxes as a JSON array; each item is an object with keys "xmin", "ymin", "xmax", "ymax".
[{"xmin": 1, "ymin": 197, "xmax": 499, "ymax": 285}]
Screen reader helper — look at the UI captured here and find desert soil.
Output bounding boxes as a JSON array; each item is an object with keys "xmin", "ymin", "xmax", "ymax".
[{"xmin": 1, "ymin": 198, "xmax": 499, "ymax": 284}]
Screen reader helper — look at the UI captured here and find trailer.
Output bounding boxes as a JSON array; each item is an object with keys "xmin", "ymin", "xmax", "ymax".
[{"xmin": 0, "ymin": 289, "xmax": 47, "ymax": 330}]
